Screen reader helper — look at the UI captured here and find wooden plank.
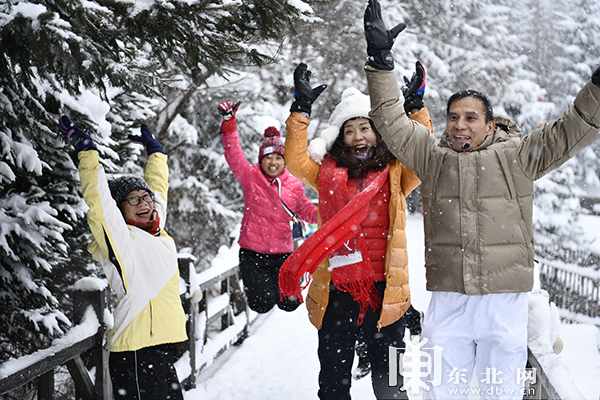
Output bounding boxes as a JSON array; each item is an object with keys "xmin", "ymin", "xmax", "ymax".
[
  {"xmin": 92, "ymin": 342, "xmax": 111, "ymax": 400},
  {"xmin": 199, "ymin": 266, "xmax": 238, "ymax": 291},
  {"xmin": 526, "ymin": 348, "xmax": 561, "ymax": 400},
  {"xmin": 37, "ymin": 370, "xmax": 54, "ymax": 400},
  {"xmin": 0, "ymin": 335, "xmax": 97, "ymax": 394},
  {"xmin": 66, "ymin": 356, "xmax": 94, "ymax": 400}
]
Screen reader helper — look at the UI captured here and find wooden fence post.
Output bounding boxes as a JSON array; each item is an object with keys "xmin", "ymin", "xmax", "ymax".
[
  {"xmin": 37, "ymin": 370, "xmax": 54, "ymax": 400},
  {"xmin": 72, "ymin": 286, "xmax": 110, "ymax": 400},
  {"xmin": 178, "ymin": 257, "xmax": 197, "ymax": 390}
]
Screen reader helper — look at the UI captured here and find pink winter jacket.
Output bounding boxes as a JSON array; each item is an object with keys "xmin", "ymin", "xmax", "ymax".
[{"xmin": 222, "ymin": 129, "xmax": 318, "ymax": 254}]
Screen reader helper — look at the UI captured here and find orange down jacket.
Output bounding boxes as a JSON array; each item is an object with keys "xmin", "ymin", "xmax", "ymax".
[{"xmin": 284, "ymin": 110, "xmax": 433, "ymax": 329}]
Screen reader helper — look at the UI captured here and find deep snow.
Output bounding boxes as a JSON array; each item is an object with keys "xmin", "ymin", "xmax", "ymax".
[{"xmin": 183, "ymin": 213, "xmax": 600, "ymax": 400}]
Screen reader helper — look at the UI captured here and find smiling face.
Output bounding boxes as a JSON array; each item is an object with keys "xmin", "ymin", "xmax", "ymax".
[
  {"xmin": 446, "ymin": 97, "xmax": 495, "ymax": 152},
  {"xmin": 121, "ymin": 189, "xmax": 155, "ymax": 223},
  {"xmin": 260, "ymin": 153, "xmax": 285, "ymax": 178},
  {"xmin": 342, "ymin": 118, "xmax": 377, "ymax": 158}
]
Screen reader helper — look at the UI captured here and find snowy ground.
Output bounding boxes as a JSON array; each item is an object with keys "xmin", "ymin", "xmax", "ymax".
[{"xmin": 183, "ymin": 213, "xmax": 600, "ymax": 400}]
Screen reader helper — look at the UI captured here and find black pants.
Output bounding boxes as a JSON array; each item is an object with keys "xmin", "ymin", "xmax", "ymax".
[
  {"xmin": 318, "ymin": 282, "xmax": 407, "ymax": 400},
  {"xmin": 238, "ymin": 247, "xmax": 301, "ymax": 313},
  {"xmin": 109, "ymin": 343, "xmax": 184, "ymax": 400}
]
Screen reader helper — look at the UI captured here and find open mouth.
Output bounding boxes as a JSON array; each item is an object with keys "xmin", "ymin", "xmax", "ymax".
[
  {"xmin": 354, "ymin": 145, "xmax": 370, "ymax": 156},
  {"xmin": 137, "ymin": 210, "xmax": 151, "ymax": 217}
]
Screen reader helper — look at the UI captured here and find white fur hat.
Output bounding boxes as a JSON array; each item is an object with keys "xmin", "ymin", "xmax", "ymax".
[{"xmin": 307, "ymin": 87, "xmax": 371, "ymax": 163}]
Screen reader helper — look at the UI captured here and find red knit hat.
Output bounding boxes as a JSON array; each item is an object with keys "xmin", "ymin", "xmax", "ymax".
[{"xmin": 258, "ymin": 126, "xmax": 285, "ymax": 163}]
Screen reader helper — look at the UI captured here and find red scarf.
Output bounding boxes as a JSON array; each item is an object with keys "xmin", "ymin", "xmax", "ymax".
[
  {"xmin": 126, "ymin": 210, "xmax": 161, "ymax": 236},
  {"xmin": 279, "ymin": 157, "xmax": 389, "ymax": 324}
]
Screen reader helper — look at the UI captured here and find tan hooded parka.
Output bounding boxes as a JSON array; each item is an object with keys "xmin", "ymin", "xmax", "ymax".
[{"xmin": 365, "ymin": 64, "xmax": 600, "ymax": 296}]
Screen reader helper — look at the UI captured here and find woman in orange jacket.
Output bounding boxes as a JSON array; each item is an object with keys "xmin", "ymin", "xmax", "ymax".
[{"xmin": 279, "ymin": 62, "xmax": 432, "ymax": 400}]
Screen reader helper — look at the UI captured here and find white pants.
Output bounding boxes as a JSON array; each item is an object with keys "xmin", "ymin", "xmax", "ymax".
[{"xmin": 421, "ymin": 292, "xmax": 528, "ymax": 400}]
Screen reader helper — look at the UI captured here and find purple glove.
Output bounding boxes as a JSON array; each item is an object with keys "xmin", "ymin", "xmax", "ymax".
[
  {"xmin": 59, "ymin": 115, "xmax": 97, "ymax": 153},
  {"xmin": 128, "ymin": 124, "xmax": 164, "ymax": 155}
]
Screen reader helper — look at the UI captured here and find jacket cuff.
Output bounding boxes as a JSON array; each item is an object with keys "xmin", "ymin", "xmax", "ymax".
[
  {"xmin": 220, "ymin": 118, "xmax": 237, "ymax": 134},
  {"xmin": 574, "ymin": 81, "xmax": 600, "ymax": 128}
]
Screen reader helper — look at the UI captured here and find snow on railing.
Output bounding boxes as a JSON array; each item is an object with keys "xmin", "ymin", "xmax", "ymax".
[
  {"xmin": 538, "ymin": 257, "xmax": 600, "ymax": 320},
  {"xmin": 526, "ymin": 290, "xmax": 585, "ymax": 399},
  {"xmin": 0, "ymin": 279, "xmax": 111, "ymax": 399},
  {"xmin": 177, "ymin": 245, "xmax": 258, "ymax": 390}
]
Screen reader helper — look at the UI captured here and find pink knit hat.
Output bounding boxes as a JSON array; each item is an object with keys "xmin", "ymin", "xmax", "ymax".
[{"xmin": 258, "ymin": 126, "xmax": 285, "ymax": 163}]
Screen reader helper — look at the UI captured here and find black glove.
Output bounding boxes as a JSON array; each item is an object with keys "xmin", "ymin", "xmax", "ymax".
[
  {"xmin": 290, "ymin": 63, "xmax": 327, "ymax": 116},
  {"xmin": 59, "ymin": 115, "xmax": 97, "ymax": 153},
  {"xmin": 217, "ymin": 100, "xmax": 242, "ymax": 133},
  {"xmin": 402, "ymin": 61, "xmax": 426, "ymax": 113},
  {"xmin": 128, "ymin": 124, "xmax": 164, "ymax": 155},
  {"xmin": 592, "ymin": 65, "xmax": 600, "ymax": 85},
  {"xmin": 403, "ymin": 304, "xmax": 422, "ymax": 336},
  {"xmin": 364, "ymin": 0, "xmax": 406, "ymax": 70}
]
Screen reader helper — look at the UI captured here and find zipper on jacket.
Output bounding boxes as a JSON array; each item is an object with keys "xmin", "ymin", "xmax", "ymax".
[
  {"xmin": 149, "ymin": 301, "xmax": 156, "ymax": 339},
  {"xmin": 104, "ymin": 228, "xmax": 127, "ymax": 295}
]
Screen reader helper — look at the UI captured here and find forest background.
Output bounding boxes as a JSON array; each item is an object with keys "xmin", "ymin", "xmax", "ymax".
[{"xmin": 2, "ymin": 0, "xmax": 600, "ymax": 364}]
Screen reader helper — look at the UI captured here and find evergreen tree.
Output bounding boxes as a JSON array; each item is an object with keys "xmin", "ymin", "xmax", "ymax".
[
  {"xmin": 2, "ymin": 0, "xmax": 599, "ymax": 364},
  {"xmin": 533, "ymin": 159, "xmax": 590, "ymax": 263},
  {"xmin": 0, "ymin": 0, "xmax": 312, "ymax": 361}
]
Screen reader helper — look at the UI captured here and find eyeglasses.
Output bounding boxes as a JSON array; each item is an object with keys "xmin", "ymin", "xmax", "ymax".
[{"xmin": 123, "ymin": 193, "xmax": 154, "ymax": 206}]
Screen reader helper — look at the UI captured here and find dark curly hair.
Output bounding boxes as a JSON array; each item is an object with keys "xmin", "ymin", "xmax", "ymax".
[{"xmin": 327, "ymin": 118, "xmax": 395, "ymax": 176}]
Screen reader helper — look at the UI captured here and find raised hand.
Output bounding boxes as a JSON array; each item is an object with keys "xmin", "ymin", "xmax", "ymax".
[
  {"xmin": 402, "ymin": 61, "xmax": 426, "ymax": 113},
  {"xmin": 364, "ymin": 0, "xmax": 406, "ymax": 70},
  {"xmin": 290, "ymin": 63, "xmax": 327, "ymax": 116},
  {"xmin": 217, "ymin": 100, "xmax": 242, "ymax": 133},
  {"xmin": 218, "ymin": 100, "xmax": 242, "ymax": 120},
  {"xmin": 128, "ymin": 124, "xmax": 164, "ymax": 155},
  {"xmin": 59, "ymin": 115, "xmax": 97, "ymax": 153}
]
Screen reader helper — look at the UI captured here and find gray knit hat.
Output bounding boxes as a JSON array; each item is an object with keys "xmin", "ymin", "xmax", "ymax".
[{"xmin": 108, "ymin": 176, "xmax": 152, "ymax": 205}]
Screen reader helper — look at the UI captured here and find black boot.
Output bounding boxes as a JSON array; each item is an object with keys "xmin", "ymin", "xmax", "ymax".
[{"xmin": 352, "ymin": 354, "xmax": 371, "ymax": 380}]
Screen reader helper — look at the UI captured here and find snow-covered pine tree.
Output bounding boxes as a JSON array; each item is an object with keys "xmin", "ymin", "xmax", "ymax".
[
  {"xmin": 534, "ymin": 159, "xmax": 590, "ymax": 264},
  {"xmin": 0, "ymin": 0, "xmax": 312, "ymax": 362},
  {"xmin": 515, "ymin": 0, "xmax": 600, "ymax": 267}
]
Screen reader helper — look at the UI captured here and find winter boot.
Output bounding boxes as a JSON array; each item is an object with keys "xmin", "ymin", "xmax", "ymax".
[{"xmin": 352, "ymin": 354, "xmax": 371, "ymax": 380}]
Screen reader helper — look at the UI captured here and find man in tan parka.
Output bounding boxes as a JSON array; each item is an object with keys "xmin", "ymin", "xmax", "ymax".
[{"xmin": 362, "ymin": 0, "xmax": 600, "ymax": 398}]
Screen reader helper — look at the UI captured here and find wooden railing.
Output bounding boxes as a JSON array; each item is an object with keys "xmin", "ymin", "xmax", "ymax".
[
  {"xmin": 524, "ymin": 349, "xmax": 561, "ymax": 400},
  {"xmin": 538, "ymin": 257, "xmax": 600, "ymax": 319},
  {"xmin": 0, "ymin": 257, "xmax": 252, "ymax": 398},
  {"xmin": 0, "ymin": 283, "xmax": 111, "ymax": 399},
  {"xmin": 0, "ymin": 256, "xmax": 576, "ymax": 399},
  {"xmin": 177, "ymin": 256, "xmax": 254, "ymax": 389}
]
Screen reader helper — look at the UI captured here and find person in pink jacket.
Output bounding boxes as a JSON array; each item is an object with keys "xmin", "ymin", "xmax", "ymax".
[{"xmin": 218, "ymin": 101, "xmax": 318, "ymax": 313}]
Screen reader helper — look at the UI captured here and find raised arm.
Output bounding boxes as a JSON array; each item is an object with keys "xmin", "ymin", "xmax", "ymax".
[
  {"xmin": 518, "ymin": 66, "xmax": 600, "ymax": 180},
  {"xmin": 217, "ymin": 100, "xmax": 253, "ymax": 184},
  {"xmin": 364, "ymin": 0, "xmax": 436, "ymax": 179},
  {"xmin": 284, "ymin": 63, "xmax": 327, "ymax": 193},
  {"xmin": 59, "ymin": 116, "xmax": 132, "ymax": 275},
  {"xmin": 129, "ymin": 124, "xmax": 169, "ymax": 221}
]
